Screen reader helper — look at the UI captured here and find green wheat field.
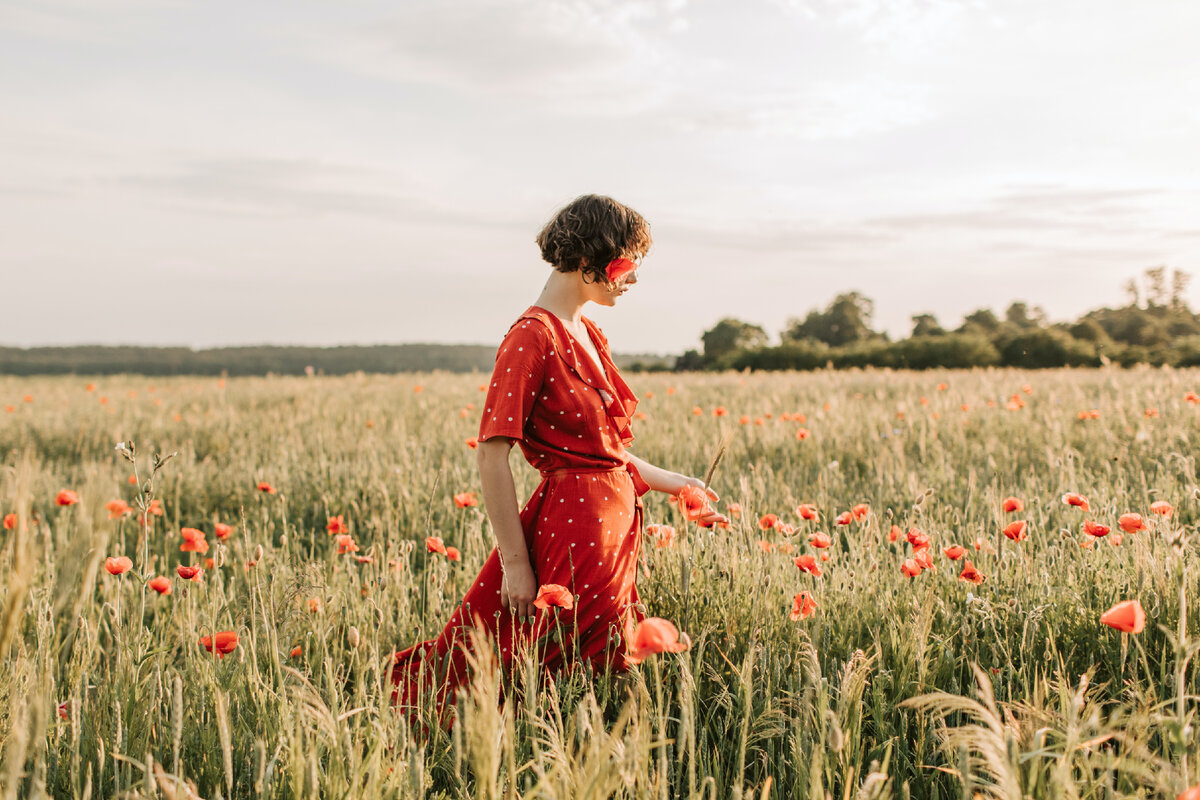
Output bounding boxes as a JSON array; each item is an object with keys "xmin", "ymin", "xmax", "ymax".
[{"xmin": 3, "ymin": 368, "xmax": 1200, "ymax": 799}]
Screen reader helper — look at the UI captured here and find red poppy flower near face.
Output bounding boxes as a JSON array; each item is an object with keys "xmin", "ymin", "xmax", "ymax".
[
  {"xmin": 888, "ymin": 525, "xmax": 901, "ymax": 543},
  {"xmin": 533, "ymin": 583, "xmax": 574, "ymax": 610},
  {"xmin": 1002, "ymin": 496, "xmax": 1023, "ymax": 513},
  {"xmin": 790, "ymin": 591, "xmax": 817, "ymax": 621},
  {"xmin": 943, "ymin": 544, "xmax": 966, "ymax": 560},
  {"xmin": 105, "ymin": 499, "xmax": 131, "ymax": 519},
  {"xmin": 851, "ymin": 504, "xmax": 870, "ymax": 521},
  {"xmin": 1118, "ymin": 513, "xmax": 1147, "ymax": 533},
  {"xmin": 425, "ymin": 536, "xmax": 446, "ymax": 555},
  {"xmin": 453, "ymin": 492, "xmax": 478, "ymax": 509},
  {"xmin": 913, "ymin": 549, "xmax": 934, "ymax": 570},
  {"xmin": 834, "ymin": 511, "xmax": 853, "ymax": 526},
  {"xmin": 214, "ymin": 522, "xmax": 233, "ymax": 539},
  {"xmin": 465, "ymin": 437, "xmax": 479, "ymax": 449},
  {"xmin": 1003, "ymin": 520, "xmax": 1027, "ymax": 542},
  {"xmin": 199, "ymin": 631, "xmax": 239, "ymax": 658},
  {"xmin": 177, "ymin": 565, "xmax": 203, "ymax": 581},
  {"xmin": 809, "ymin": 532, "xmax": 831, "ymax": 549},
  {"xmin": 900, "ymin": 559, "xmax": 921, "ymax": 578},
  {"xmin": 959, "ymin": 561, "xmax": 984, "ymax": 585},
  {"xmin": 56, "ymin": 490, "xmax": 80, "ymax": 507},
  {"xmin": 906, "ymin": 529, "xmax": 930, "ymax": 550},
  {"xmin": 758, "ymin": 513, "xmax": 779, "ymax": 530},
  {"xmin": 605, "ymin": 257, "xmax": 638, "ymax": 283},
  {"xmin": 795, "ymin": 428, "xmax": 810, "ymax": 441},
  {"xmin": 326, "ymin": 515, "xmax": 349, "ymax": 535},
  {"xmin": 1083, "ymin": 520, "xmax": 1110, "ymax": 538},
  {"xmin": 1100, "ymin": 599, "xmax": 1145, "ymax": 633},
  {"xmin": 627, "ymin": 618, "xmax": 690, "ymax": 664},
  {"xmin": 257, "ymin": 482, "xmax": 277, "ymax": 494},
  {"xmin": 334, "ymin": 534, "xmax": 359, "ymax": 554},
  {"xmin": 1062, "ymin": 493, "xmax": 1090, "ymax": 511},
  {"xmin": 148, "ymin": 576, "xmax": 172, "ymax": 595},
  {"xmin": 105, "ymin": 556, "xmax": 133, "ymax": 575},
  {"xmin": 796, "ymin": 504, "xmax": 818, "ymax": 521},
  {"xmin": 793, "ymin": 555, "xmax": 823, "ymax": 577},
  {"xmin": 1150, "ymin": 501, "xmax": 1173, "ymax": 517}
]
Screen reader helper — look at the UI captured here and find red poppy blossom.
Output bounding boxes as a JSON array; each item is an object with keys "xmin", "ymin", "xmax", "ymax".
[
  {"xmin": 906, "ymin": 529, "xmax": 930, "ymax": 550},
  {"xmin": 180, "ymin": 527, "xmax": 209, "ymax": 553},
  {"xmin": 851, "ymin": 504, "xmax": 870, "ymax": 521},
  {"xmin": 56, "ymin": 490, "xmax": 79, "ymax": 506},
  {"xmin": 1178, "ymin": 788, "xmax": 1200, "ymax": 800},
  {"xmin": 453, "ymin": 492, "xmax": 478, "ymax": 509},
  {"xmin": 105, "ymin": 499, "xmax": 131, "ymax": 519},
  {"xmin": 726, "ymin": 502, "xmax": 742, "ymax": 516},
  {"xmin": 777, "ymin": 542, "xmax": 795, "ymax": 555},
  {"xmin": 334, "ymin": 534, "xmax": 359, "ymax": 554},
  {"xmin": 790, "ymin": 591, "xmax": 817, "ymax": 621},
  {"xmin": 900, "ymin": 559, "xmax": 921, "ymax": 578},
  {"xmin": 290, "ymin": 645, "xmax": 302, "ymax": 658},
  {"xmin": 445, "ymin": 547, "xmax": 461, "ymax": 561},
  {"xmin": 1083, "ymin": 520, "xmax": 1110, "ymax": 538},
  {"xmin": 326, "ymin": 515, "xmax": 349, "ymax": 535},
  {"xmin": 758, "ymin": 513, "xmax": 779, "ymax": 530},
  {"xmin": 214, "ymin": 522, "xmax": 233, "ymax": 539},
  {"xmin": 1002, "ymin": 497, "xmax": 1023, "ymax": 513},
  {"xmin": 177, "ymin": 565, "xmax": 203, "ymax": 581},
  {"xmin": 959, "ymin": 561, "xmax": 984, "ymax": 585},
  {"xmin": 199, "ymin": 631, "xmax": 239, "ymax": 658},
  {"xmin": 425, "ymin": 536, "xmax": 446, "ymax": 555},
  {"xmin": 1145, "ymin": 408, "xmax": 1159, "ymax": 418},
  {"xmin": 1100, "ymin": 599, "xmax": 1145, "ymax": 633},
  {"xmin": 58, "ymin": 701, "xmax": 69, "ymax": 720},
  {"xmin": 148, "ymin": 576, "xmax": 172, "ymax": 595},
  {"xmin": 809, "ymin": 532, "xmax": 831, "ymax": 549},
  {"xmin": 795, "ymin": 428, "xmax": 810, "ymax": 441},
  {"xmin": 793, "ymin": 554, "xmax": 823, "ymax": 577},
  {"xmin": 1186, "ymin": 391, "xmax": 1200, "ymax": 405},
  {"xmin": 605, "ymin": 257, "xmax": 638, "ymax": 283},
  {"xmin": 627, "ymin": 618, "xmax": 690, "ymax": 664},
  {"xmin": 913, "ymin": 549, "xmax": 935, "ymax": 570},
  {"xmin": 943, "ymin": 544, "xmax": 966, "ymax": 560},
  {"xmin": 533, "ymin": 583, "xmax": 574, "ymax": 610},
  {"xmin": 1118, "ymin": 513, "xmax": 1147, "ymax": 533},
  {"xmin": 146, "ymin": 499, "xmax": 164, "ymax": 516},
  {"xmin": 1061, "ymin": 493, "xmax": 1090, "ymax": 511},
  {"xmin": 776, "ymin": 522, "xmax": 796, "ymax": 536},
  {"xmin": 834, "ymin": 511, "xmax": 853, "ymax": 526},
  {"xmin": 757, "ymin": 539, "xmax": 773, "ymax": 553},
  {"xmin": 257, "ymin": 482, "xmax": 277, "ymax": 494},
  {"xmin": 105, "ymin": 556, "xmax": 133, "ymax": 575},
  {"xmin": 888, "ymin": 525, "xmax": 901, "ymax": 543},
  {"xmin": 796, "ymin": 504, "xmax": 818, "ymax": 521},
  {"xmin": 1003, "ymin": 520, "xmax": 1027, "ymax": 542},
  {"xmin": 2, "ymin": 513, "xmax": 15, "ymax": 530},
  {"xmin": 1150, "ymin": 501, "xmax": 1173, "ymax": 517},
  {"xmin": 465, "ymin": 437, "xmax": 479, "ymax": 449},
  {"xmin": 675, "ymin": 486, "xmax": 711, "ymax": 522},
  {"xmin": 712, "ymin": 406, "xmax": 728, "ymax": 417}
]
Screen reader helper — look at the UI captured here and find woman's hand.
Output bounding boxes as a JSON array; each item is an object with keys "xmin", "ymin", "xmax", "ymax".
[
  {"xmin": 499, "ymin": 559, "xmax": 538, "ymax": 623},
  {"xmin": 669, "ymin": 475, "xmax": 729, "ymax": 527}
]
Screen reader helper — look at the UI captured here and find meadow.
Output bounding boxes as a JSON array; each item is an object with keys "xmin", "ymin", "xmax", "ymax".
[{"xmin": 1, "ymin": 367, "xmax": 1199, "ymax": 799}]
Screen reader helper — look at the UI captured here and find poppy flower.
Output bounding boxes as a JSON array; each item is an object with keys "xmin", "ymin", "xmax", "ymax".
[
  {"xmin": 936, "ymin": 382, "xmax": 949, "ymax": 391},
  {"xmin": 308, "ymin": 598, "xmax": 321, "ymax": 613},
  {"xmin": 1021, "ymin": 384, "xmax": 1033, "ymax": 395},
  {"xmin": 738, "ymin": 415, "xmax": 750, "ymax": 425},
  {"xmin": 1062, "ymin": 493, "xmax": 1090, "ymax": 511},
  {"xmin": 713, "ymin": 406, "xmax": 728, "ymax": 417},
  {"xmin": 58, "ymin": 701, "xmax": 69, "ymax": 720},
  {"xmin": 655, "ymin": 526, "xmax": 675, "ymax": 548},
  {"xmin": 453, "ymin": 492, "xmax": 478, "ymax": 509},
  {"xmin": 205, "ymin": 557, "xmax": 216, "ymax": 569},
  {"xmin": 445, "ymin": 547, "xmax": 461, "ymax": 561},
  {"xmin": 1145, "ymin": 408, "xmax": 1159, "ymax": 418},
  {"xmin": 691, "ymin": 406, "xmax": 703, "ymax": 416},
  {"xmin": 326, "ymin": 515, "xmax": 349, "ymax": 535},
  {"xmin": 105, "ymin": 499, "xmax": 131, "ymax": 519},
  {"xmin": 1100, "ymin": 599, "xmax": 1145, "ymax": 634},
  {"xmin": 177, "ymin": 564, "xmax": 203, "ymax": 581},
  {"xmin": 1083, "ymin": 520, "xmax": 1110, "ymax": 538},
  {"xmin": 776, "ymin": 522, "xmax": 796, "ymax": 536},
  {"xmin": 56, "ymin": 490, "xmax": 79, "ymax": 507},
  {"xmin": 726, "ymin": 502, "xmax": 742, "ymax": 516},
  {"xmin": 959, "ymin": 561, "xmax": 984, "ymax": 585},
  {"xmin": 900, "ymin": 559, "xmax": 921, "ymax": 578},
  {"xmin": 757, "ymin": 540, "xmax": 773, "ymax": 553},
  {"xmin": 214, "ymin": 522, "xmax": 233, "ymax": 539},
  {"xmin": 1109, "ymin": 533, "xmax": 1123, "ymax": 547},
  {"xmin": 796, "ymin": 504, "xmax": 818, "ymax": 521},
  {"xmin": 758, "ymin": 513, "xmax": 779, "ymax": 530},
  {"xmin": 1118, "ymin": 513, "xmax": 1147, "ymax": 533},
  {"xmin": 1150, "ymin": 501, "xmax": 1174, "ymax": 517},
  {"xmin": 943, "ymin": 544, "xmax": 966, "ymax": 560},
  {"xmin": 790, "ymin": 591, "xmax": 817, "ymax": 621},
  {"xmin": 257, "ymin": 481, "xmax": 277, "ymax": 494},
  {"xmin": 146, "ymin": 499, "xmax": 164, "ymax": 516},
  {"xmin": 851, "ymin": 504, "xmax": 870, "ymax": 521},
  {"xmin": 777, "ymin": 542, "xmax": 794, "ymax": 555},
  {"xmin": 105, "ymin": 556, "xmax": 133, "ymax": 575},
  {"xmin": 913, "ymin": 549, "xmax": 934, "ymax": 570},
  {"xmin": 906, "ymin": 529, "xmax": 930, "ymax": 550},
  {"xmin": 1002, "ymin": 497, "xmax": 1023, "ymax": 513},
  {"xmin": 834, "ymin": 512, "xmax": 853, "ymax": 526},
  {"xmin": 1003, "ymin": 520, "xmax": 1027, "ymax": 542},
  {"xmin": 888, "ymin": 525, "xmax": 901, "ymax": 543},
  {"xmin": 425, "ymin": 536, "xmax": 446, "ymax": 555},
  {"xmin": 627, "ymin": 618, "xmax": 690, "ymax": 664},
  {"xmin": 533, "ymin": 583, "xmax": 574, "ymax": 610},
  {"xmin": 465, "ymin": 437, "xmax": 478, "ymax": 449},
  {"xmin": 148, "ymin": 576, "xmax": 172, "ymax": 595},
  {"xmin": 199, "ymin": 631, "xmax": 239, "ymax": 658},
  {"xmin": 1178, "ymin": 788, "xmax": 1200, "ymax": 800},
  {"xmin": 180, "ymin": 527, "xmax": 209, "ymax": 554},
  {"xmin": 2, "ymin": 513, "xmax": 15, "ymax": 530},
  {"xmin": 809, "ymin": 532, "xmax": 831, "ymax": 549},
  {"xmin": 290, "ymin": 645, "xmax": 302, "ymax": 658},
  {"xmin": 793, "ymin": 555, "xmax": 822, "ymax": 577},
  {"xmin": 606, "ymin": 257, "xmax": 638, "ymax": 283},
  {"xmin": 1186, "ymin": 391, "xmax": 1200, "ymax": 405},
  {"xmin": 795, "ymin": 428, "xmax": 810, "ymax": 441},
  {"xmin": 334, "ymin": 534, "xmax": 359, "ymax": 554}
]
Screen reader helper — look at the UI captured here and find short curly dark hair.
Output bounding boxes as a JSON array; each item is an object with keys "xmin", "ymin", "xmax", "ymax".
[{"xmin": 535, "ymin": 194, "xmax": 652, "ymax": 283}]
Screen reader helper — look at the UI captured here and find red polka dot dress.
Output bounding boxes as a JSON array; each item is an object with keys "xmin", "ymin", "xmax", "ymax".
[{"xmin": 390, "ymin": 305, "xmax": 651, "ymax": 721}]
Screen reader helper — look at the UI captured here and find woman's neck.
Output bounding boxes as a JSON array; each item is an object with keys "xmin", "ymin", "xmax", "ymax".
[{"xmin": 534, "ymin": 270, "xmax": 588, "ymax": 327}]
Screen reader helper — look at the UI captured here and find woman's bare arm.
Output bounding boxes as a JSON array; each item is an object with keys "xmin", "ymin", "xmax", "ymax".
[
  {"xmin": 476, "ymin": 438, "xmax": 538, "ymax": 620},
  {"xmin": 625, "ymin": 451, "xmax": 729, "ymax": 526}
]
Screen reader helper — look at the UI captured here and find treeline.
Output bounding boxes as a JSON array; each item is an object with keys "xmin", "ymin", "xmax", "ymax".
[
  {"xmin": 0, "ymin": 344, "xmax": 673, "ymax": 376},
  {"xmin": 678, "ymin": 267, "xmax": 1200, "ymax": 371}
]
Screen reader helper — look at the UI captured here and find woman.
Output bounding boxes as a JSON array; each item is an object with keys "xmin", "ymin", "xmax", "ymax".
[{"xmin": 390, "ymin": 194, "xmax": 727, "ymax": 724}]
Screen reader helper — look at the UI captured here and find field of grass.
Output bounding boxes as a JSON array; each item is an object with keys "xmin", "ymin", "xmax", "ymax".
[{"xmin": 2, "ymin": 367, "xmax": 1199, "ymax": 799}]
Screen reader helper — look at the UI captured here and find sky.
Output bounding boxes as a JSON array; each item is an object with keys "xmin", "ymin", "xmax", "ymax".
[{"xmin": 3, "ymin": 0, "xmax": 1199, "ymax": 355}]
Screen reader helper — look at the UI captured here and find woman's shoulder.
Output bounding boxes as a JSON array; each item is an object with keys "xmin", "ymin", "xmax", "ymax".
[{"xmin": 501, "ymin": 308, "xmax": 556, "ymax": 349}]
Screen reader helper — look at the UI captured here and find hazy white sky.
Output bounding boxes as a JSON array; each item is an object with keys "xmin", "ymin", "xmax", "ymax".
[{"xmin": 3, "ymin": 0, "xmax": 1199, "ymax": 354}]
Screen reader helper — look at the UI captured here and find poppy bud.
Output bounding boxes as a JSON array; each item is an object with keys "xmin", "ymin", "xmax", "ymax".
[
  {"xmin": 253, "ymin": 544, "xmax": 263, "ymax": 563},
  {"xmin": 348, "ymin": 626, "xmax": 360, "ymax": 649}
]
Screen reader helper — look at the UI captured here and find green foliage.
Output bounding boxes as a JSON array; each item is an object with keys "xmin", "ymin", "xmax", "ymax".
[
  {"xmin": 701, "ymin": 319, "xmax": 768, "ymax": 366},
  {"xmin": 782, "ymin": 292, "xmax": 882, "ymax": 347}
]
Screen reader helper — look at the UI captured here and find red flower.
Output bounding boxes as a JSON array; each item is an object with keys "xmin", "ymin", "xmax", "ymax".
[
  {"xmin": 465, "ymin": 437, "xmax": 479, "ymax": 449},
  {"xmin": 1061, "ymin": 493, "xmax": 1090, "ymax": 511},
  {"xmin": 675, "ymin": 486, "xmax": 711, "ymax": 522},
  {"xmin": 290, "ymin": 645, "xmax": 302, "ymax": 658},
  {"xmin": 105, "ymin": 499, "xmax": 131, "ymax": 519},
  {"xmin": 851, "ymin": 503, "xmax": 870, "ymax": 521},
  {"xmin": 180, "ymin": 527, "xmax": 209, "ymax": 554},
  {"xmin": 790, "ymin": 591, "xmax": 817, "ymax": 621},
  {"xmin": 796, "ymin": 503, "xmax": 818, "ymax": 521},
  {"xmin": 959, "ymin": 560, "xmax": 984, "ymax": 585},
  {"xmin": 757, "ymin": 540, "xmax": 773, "ymax": 553},
  {"xmin": 943, "ymin": 544, "xmax": 966, "ymax": 560},
  {"xmin": 627, "ymin": 618, "xmax": 690, "ymax": 664},
  {"xmin": 1178, "ymin": 788, "xmax": 1200, "ymax": 800},
  {"xmin": 445, "ymin": 547, "xmax": 461, "ymax": 561},
  {"xmin": 808, "ymin": 532, "xmax": 831, "ymax": 549},
  {"xmin": 58, "ymin": 701, "xmax": 69, "ymax": 720},
  {"xmin": 1100, "ymin": 599, "xmax": 1145, "ymax": 634},
  {"xmin": 214, "ymin": 522, "xmax": 233, "ymax": 539},
  {"xmin": 56, "ymin": 490, "xmax": 79, "ymax": 506},
  {"xmin": 1150, "ymin": 501, "xmax": 1173, "ymax": 517},
  {"xmin": 1002, "ymin": 496, "xmax": 1023, "ymax": 513},
  {"xmin": 105, "ymin": 556, "xmax": 133, "ymax": 575},
  {"xmin": 1118, "ymin": 513, "xmax": 1147, "ymax": 533},
  {"xmin": 713, "ymin": 406, "xmax": 728, "ymax": 417},
  {"xmin": 795, "ymin": 428, "xmax": 810, "ymax": 441},
  {"xmin": 606, "ymin": 257, "xmax": 638, "ymax": 283},
  {"xmin": 1002, "ymin": 520, "xmax": 1027, "ymax": 542},
  {"xmin": 177, "ymin": 565, "xmax": 203, "ymax": 581},
  {"xmin": 1186, "ymin": 391, "xmax": 1200, "ymax": 405},
  {"xmin": 913, "ymin": 549, "xmax": 935, "ymax": 570},
  {"xmin": 888, "ymin": 525, "xmax": 901, "ymax": 543},
  {"xmin": 326, "ymin": 515, "xmax": 349, "ymax": 535},
  {"xmin": 2, "ymin": 513, "xmax": 15, "ymax": 530},
  {"xmin": 906, "ymin": 528, "xmax": 930, "ymax": 550},
  {"xmin": 758, "ymin": 513, "xmax": 779, "ymax": 530},
  {"xmin": 257, "ymin": 481, "xmax": 277, "ymax": 494},
  {"xmin": 900, "ymin": 559, "xmax": 921, "ymax": 578},
  {"xmin": 834, "ymin": 511, "xmax": 853, "ymax": 526},
  {"xmin": 199, "ymin": 631, "xmax": 239, "ymax": 658},
  {"xmin": 453, "ymin": 492, "xmax": 478, "ymax": 509},
  {"xmin": 533, "ymin": 583, "xmax": 574, "ymax": 610},
  {"xmin": 334, "ymin": 534, "xmax": 359, "ymax": 554},
  {"xmin": 148, "ymin": 576, "xmax": 172, "ymax": 595},
  {"xmin": 793, "ymin": 555, "xmax": 822, "ymax": 577},
  {"xmin": 726, "ymin": 502, "xmax": 742, "ymax": 516},
  {"xmin": 1083, "ymin": 520, "xmax": 1110, "ymax": 538},
  {"xmin": 425, "ymin": 536, "xmax": 446, "ymax": 555}
]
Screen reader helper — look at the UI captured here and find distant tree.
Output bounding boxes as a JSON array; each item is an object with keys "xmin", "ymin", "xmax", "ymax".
[
  {"xmin": 701, "ymin": 318, "xmax": 768, "ymax": 365},
  {"xmin": 1068, "ymin": 318, "xmax": 1110, "ymax": 343},
  {"xmin": 1124, "ymin": 278, "xmax": 1140, "ymax": 308},
  {"xmin": 1005, "ymin": 302, "xmax": 1046, "ymax": 329},
  {"xmin": 958, "ymin": 308, "xmax": 1001, "ymax": 335},
  {"xmin": 910, "ymin": 313, "xmax": 945, "ymax": 337},
  {"xmin": 782, "ymin": 292, "xmax": 879, "ymax": 347},
  {"xmin": 1145, "ymin": 266, "xmax": 1168, "ymax": 307},
  {"xmin": 1172, "ymin": 269, "xmax": 1193, "ymax": 311},
  {"xmin": 674, "ymin": 349, "xmax": 705, "ymax": 372}
]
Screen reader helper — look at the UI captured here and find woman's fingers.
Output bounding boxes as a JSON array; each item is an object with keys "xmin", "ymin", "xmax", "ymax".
[{"xmin": 705, "ymin": 487, "xmax": 719, "ymax": 502}]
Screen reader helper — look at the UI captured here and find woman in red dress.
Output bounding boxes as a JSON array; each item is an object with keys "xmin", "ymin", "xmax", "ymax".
[{"xmin": 390, "ymin": 195, "xmax": 727, "ymax": 724}]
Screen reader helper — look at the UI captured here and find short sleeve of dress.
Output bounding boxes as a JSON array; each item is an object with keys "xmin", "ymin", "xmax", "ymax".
[{"xmin": 478, "ymin": 318, "xmax": 551, "ymax": 443}]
